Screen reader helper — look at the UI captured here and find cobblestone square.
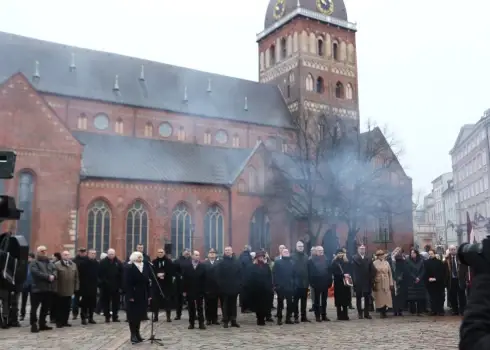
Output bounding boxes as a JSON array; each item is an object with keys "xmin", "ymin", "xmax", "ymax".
[{"xmin": 0, "ymin": 301, "xmax": 460, "ymax": 349}]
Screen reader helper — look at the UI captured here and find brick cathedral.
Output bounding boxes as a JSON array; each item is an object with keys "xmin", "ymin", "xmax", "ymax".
[{"xmin": 0, "ymin": 0, "xmax": 413, "ymax": 258}]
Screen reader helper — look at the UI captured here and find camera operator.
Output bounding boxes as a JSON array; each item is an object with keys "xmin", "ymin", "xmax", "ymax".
[{"xmin": 459, "ymin": 236, "xmax": 490, "ymax": 349}]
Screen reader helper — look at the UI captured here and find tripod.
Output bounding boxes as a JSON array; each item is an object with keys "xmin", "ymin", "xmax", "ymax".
[{"xmin": 142, "ymin": 263, "xmax": 165, "ymax": 346}]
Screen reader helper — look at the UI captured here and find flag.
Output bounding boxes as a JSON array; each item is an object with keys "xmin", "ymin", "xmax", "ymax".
[{"xmin": 466, "ymin": 211, "xmax": 473, "ymax": 243}]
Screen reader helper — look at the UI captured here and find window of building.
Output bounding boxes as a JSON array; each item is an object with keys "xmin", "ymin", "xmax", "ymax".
[
  {"xmin": 286, "ymin": 84, "xmax": 291, "ymax": 98},
  {"xmin": 94, "ymin": 113, "xmax": 109, "ymax": 130},
  {"xmin": 204, "ymin": 130, "xmax": 212, "ymax": 144},
  {"xmin": 171, "ymin": 203, "xmax": 193, "ymax": 257},
  {"xmin": 125, "ymin": 201, "xmax": 148, "ymax": 258},
  {"xmin": 333, "ymin": 42, "xmax": 339, "ymax": 60},
  {"xmin": 238, "ymin": 180, "xmax": 246, "ymax": 192},
  {"xmin": 215, "ymin": 130, "xmax": 228, "ymax": 144},
  {"xmin": 289, "ymin": 71, "xmax": 295, "ymax": 84},
  {"xmin": 335, "ymin": 81, "xmax": 344, "ymax": 99},
  {"xmin": 232, "ymin": 134, "xmax": 240, "ymax": 148},
  {"xmin": 77, "ymin": 114, "xmax": 87, "ymax": 130},
  {"xmin": 204, "ymin": 205, "xmax": 224, "ymax": 254},
  {"xmin": 158, "ymin": 122, "xmax": 173, "ymax": 137},
  {"xmin": 248, "ymin": 167, "xmax": 258, "ymax": 192},
  {"xmin": 17, "ymin": 171, "xmax": 34, "ymax": 244},
  {"xmin": 280, "ymin": 38, "xmax": 287, "ymax": 59},
  {"xmin": 115, "ymin": 118, "xmax": 123, "ymax": 134},
  {"xmin": 144, "ymin": 122, "xmax": 153, "ymax": 137},
  {"xmin": 87, "ymin": 200, "xmax": 111, "ymax": 254},
  {"xmin": 282, "ymin": 140, "xmax": 288, "ymax": 153},
  {"xmin": 317, "ymin": 38, "xmax": 324, "ymax": 56},
  {"xmin": 316, "ymin": 77, "xmax": 324, "ymax": 94},
  {"xmin": 346, "ymin": 83, "xmax": 353, "ymax": 100},
  {"xmin": 177, "ymin": 126, "xmax": 185, "ymax": 141},
  {"xmin": 270, "ymin": 44, "xmax": 276, "ymax": 65},
  {"xmin": 306, "ymin": 74, "xmax": 314, "ymax": 91}
]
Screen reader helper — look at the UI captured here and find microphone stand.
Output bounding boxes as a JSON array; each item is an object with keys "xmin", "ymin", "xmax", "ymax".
[{"xmin": 142, "ymin": 262, "xmax": 165, "ymax": 346}]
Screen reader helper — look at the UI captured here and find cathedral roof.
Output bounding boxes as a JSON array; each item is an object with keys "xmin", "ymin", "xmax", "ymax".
[
  {"xmin": 0, "ymin": 31, "xmax": 293, "ymax": 128},
  {"xmin": 264, "ymin": 0, "xmax": 348, "ymax": 29},
  {"xmin": 73, "ymin": 131, "xmax": 256, "ymax": 185}
]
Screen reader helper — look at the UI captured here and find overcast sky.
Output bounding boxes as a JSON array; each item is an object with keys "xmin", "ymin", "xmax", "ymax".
[{"xmin": 1, "ymin": 0, "xmax": 488, "ymax": 195}]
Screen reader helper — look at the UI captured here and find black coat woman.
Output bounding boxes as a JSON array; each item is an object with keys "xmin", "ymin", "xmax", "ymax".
[
  {"xmin": 151, "ymin": 249, "xmax": 175, "ymax": 322},
  {"xmin": 424, "ymin": 249, "xmax": 446, "ymax": 315},
  {"xmin": 331, "ymin": 249, "xmax": 351, "ymax": 321},
  {"xmin": 390, "ymin": 248, "xmax": 409, "ymax": 316},
  {"xmin": 124, "ymin": 251, "xmax": 151, "ymax": 345},
  {"xmin": 407, "ymin": 249, "xmax": 426, "ymax": 315}
]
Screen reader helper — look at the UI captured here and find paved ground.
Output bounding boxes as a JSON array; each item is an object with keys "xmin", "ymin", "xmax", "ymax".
[{"xmin": 0, "ymin": 300, "xmax": 460, "ymax": 350}]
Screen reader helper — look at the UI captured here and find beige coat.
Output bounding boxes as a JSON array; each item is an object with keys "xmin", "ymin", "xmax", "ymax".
[
  {"xmin": 372, "ymin": 259, "xmax": 393, "ymax": 308},
  {"xmin": 54, "ymin": 260, "xmax": 79, "ymax": 297}
]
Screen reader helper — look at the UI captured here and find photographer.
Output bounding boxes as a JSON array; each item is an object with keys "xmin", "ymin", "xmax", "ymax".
[{"xmin": 459, "ymin": 237, "xmax": 490, "ymax": 349}]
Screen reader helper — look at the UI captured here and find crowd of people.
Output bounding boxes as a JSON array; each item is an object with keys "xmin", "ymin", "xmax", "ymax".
[{"xmin": 7, "ymin": 240, "xmax": 470, "ymax": 344}]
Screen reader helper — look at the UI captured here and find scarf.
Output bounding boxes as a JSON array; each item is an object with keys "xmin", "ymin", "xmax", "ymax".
[{"xmin": 134, "ymin": 261, "xmax": 143, "ymax": 273}]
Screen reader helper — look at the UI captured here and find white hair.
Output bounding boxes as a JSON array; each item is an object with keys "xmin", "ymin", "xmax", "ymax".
[
  {"xmin": 129, "ymin": 251, "xmax": 143, "ymax": 263},
  {"xmin": 107, "ymin": 248, "xmax": 116, "ymax": 255},
  {"xmin": 100, "ymin": 253, "xmax": 107, "ymax": 260},
  {"xmin": 250, "ymin": 252, "xmax": 256, "ymax": 258}
]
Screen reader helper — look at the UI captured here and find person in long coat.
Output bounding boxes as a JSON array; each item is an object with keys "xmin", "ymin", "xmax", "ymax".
[
  {"xmin": 151, "ymin": 248, "xmax": 175, "ymax": 322},
  {"xmin": 246, "ymin": 251, "xmax": 273, "ymax": 325},
  {"xmin": 272, "ymin": 248, "xmax": 295, "ymax": 325},
  {"xmin": 124, "ymin": 251, "xmax": 151, "ymax": 345},
  {"xmin": 390, "ymin": 248, "xmax": 409, "ymax": 316},
  {"xmin": 307, "ymin": 246, "xmax": 332, "ymax": 322},
  {"xmin": 351, "ymin": 244, "xmax": 375, "ymax": 319},
  {"xmin": 424, "ymin": 249, "xmax": 446, "ymax": 316},
  {"xmin": 203, "ymin": 248, "xmax": 221, "ymax": 326},
  {"xmin": 77, "ymin": 249, "xmax": 99, "ymax": 324},
  {"xmin": 372, "ymin": 250, "xmax": 393, "ymax": 318},
  {"xmin": 181, "ymin": 250, "xmax": 207, "ymax": 330},
  {"xmin": 331, "ymin": 249, "xmax": 351, "ymax": 321},
  {"xmin": 407, "ymin": 249, "xmax": 426, "ymax": 315}
]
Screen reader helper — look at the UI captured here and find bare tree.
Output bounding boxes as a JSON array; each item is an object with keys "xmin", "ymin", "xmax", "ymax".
[{"xmin": 267, "ymin": 110, "xmax": 410, "ymax": 257}]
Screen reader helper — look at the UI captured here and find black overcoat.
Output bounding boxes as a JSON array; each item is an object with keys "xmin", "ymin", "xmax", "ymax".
[
  {"xmin": 215, "ymin": 256, "xmax": 242, "ymax": 296},
  {"xmin": 407, "ymin": 256, "xmax": 426, "ymax": 301},
  {"xmin": 272, "ymin": 257, "xmax": 295, "ymax": 296},
  {"xmin": 77, "ymin": 256, "xmax": 99, "ymax": 297},
  {"xmin": 181, "ymin": 261, "xmax": 206, "ymax": 298},
  {"xmin": 331, "ymin": 259, "xmax": 351, "ymax": 307},
  {"xmin": 307, "ymin": 256, "xmax": 332, "ymax": 292},
  {"xmin": 351, "ymin": 254, "xmax": 374, "ymax": 294},
  {"xmin": 124, "ymin": 263, "xmax": 150, "ymax": 321},
  {"xmin": 203, "ymin": 259, "xmax": 221, "ymax": 295}
]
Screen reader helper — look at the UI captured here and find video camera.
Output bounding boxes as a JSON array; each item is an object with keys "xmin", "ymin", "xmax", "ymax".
[
  {"xmin": 458, "ymin": 235, "xmax": 490, "ymax": 268},
  {"xmin": 0, "ymin": 150, "xmax": 22, "ymax": 221}
]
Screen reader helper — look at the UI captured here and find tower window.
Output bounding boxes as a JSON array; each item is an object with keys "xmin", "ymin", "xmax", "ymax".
[
  {"xmin": 316, "ymin": 77, "xmax": 324, "ymax": 94},
  {"xmin": 270, "ymin": 44, "xmax": 276, "ymax": 65},
  {"xmin": 280, "ymin": 38, "xmax": 287, "ymax": 59},
  {"xmin": 289, "ymin": 71, "xmax": 295, "ymax": 84},
  {"xmin": 306, "ymin": 74, "xmax": 314, "ymax": 91},
  {"xmin": 333, "ymin": 42, "xmax": 339, "ymax": 61},
  {"xmin": 287, "ymin": 84, "xmax": 291, "ymax": 98},
  {"xmin": 335, "ymin": 81, "xmax": 344, "ymax": 99},
  {"xmin": 346, "ymin": 83, "xmax": 353, "ymax": 100},
  {"xmin": 317, "ymin": 39, "xmax": 324, "ymax": 56}
]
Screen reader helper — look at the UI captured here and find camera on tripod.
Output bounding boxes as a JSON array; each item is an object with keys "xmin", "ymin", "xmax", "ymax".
[
  {"xmin": 458, "ymin": 235, "xmax": 490, "ymax": 268},
  {"xmin": 0, "ymin": 150, "xmax": 22, "ymax": 221}
]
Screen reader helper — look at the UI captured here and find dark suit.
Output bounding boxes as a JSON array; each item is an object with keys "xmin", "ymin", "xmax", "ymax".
[
  {"xmin": 203, "ymin": 259, "xmax": 220, "ymax": 324},
  {"xmin": 215, "ymin": 255, "xmax": 242, "ymax": 325},
  {"xmin": 181, "ymin": 260, "xmax": 206, "ymax": 326},
  {"xmin": 123, "ymin": 263, "xmax": 150, "ymax": 341},
  {"xmin": 151, "ymin": 256, "xmax": 175, "ymax": 321}
]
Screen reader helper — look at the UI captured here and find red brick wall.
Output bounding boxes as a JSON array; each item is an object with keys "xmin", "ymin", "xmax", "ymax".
[{"xmin": 0, "ymin": 74, "xmax": 82, "ymax": 252}]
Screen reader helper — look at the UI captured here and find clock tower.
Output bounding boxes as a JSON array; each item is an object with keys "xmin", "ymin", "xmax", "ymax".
[{"xmin": 257, "ymin": 0, "xmax": 359, "ymax": 130}]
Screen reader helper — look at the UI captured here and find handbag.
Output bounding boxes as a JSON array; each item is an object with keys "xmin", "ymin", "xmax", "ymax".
[{"xmin": 338, "ymin": 263, "xmax": 353, "ymax": 287}]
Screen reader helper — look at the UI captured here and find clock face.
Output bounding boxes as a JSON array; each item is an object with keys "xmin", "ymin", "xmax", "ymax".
[
  {"xmin": 316, "ymin": 0, "xmax": 334, "ymax": 15},
  {"xmin": 273, "ymin": 0, "xmax": 286, "ymax": 19}
]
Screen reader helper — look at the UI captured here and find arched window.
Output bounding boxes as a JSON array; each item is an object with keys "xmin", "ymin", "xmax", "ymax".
[
  {"xmin": 115, "ymin": 118, "xmax": 123, "ymax": 134},
  {"xmin": 204, "ymin": 130, "xmax": 212, "ymax": 144},
  {"xmin": 317, "ymin": 38, "xmax": 324, "ymax": 56},
  {"xmin": 280, "ymin": 38, "xmax": 287, "ymax": 59},
  {"xmin": 17, "ymin": 172, "xmax": 35, "ymax": 244},
  {"xmin": 249, "ymin": 207, "xmax": 270, "ymax": 252},
  {"xmin": 289, "ymin": 71, "xmax": 295, "ymax": 84},
  {"xmin": 335, "ymin": 81, "xmax": 344, "ymax": 99},
  {"xmin": 306, "ymin": 74, "xmax": 314, "ymax": 91},
  {"xmin": 125, "ymin": 201, "xmax": 149, "ymax": 257},
  {"xmin": 248, "ymin": 167, "xmax": 258, "ymax": 192},
  {"xmin": 87, "ymin": 200, "xmax": 111, "ymax": 254},
  {"xmin": 144, "ymin": 122, "xmax": 153, "ymax": 137},
  {"xmin": 345, "ymin": 83, "xmax": 353, "ymax": 100},
  {"xmin": 204, "ymin": 205, "xmax": 224, "ymax": 254},
  {"xmin": 232, "ymin": 134, "xmax": 240, "ymax": 148},
  {"xmin": 270, "ymin": 44, "xmax": 276, "ymax": 65},
  {"xmin": 286, "ymin": 84, "xmax": 291, "ymax": 98},
  {"xmin": 333, "ymin": 42, "xmax": 339, "ymax": 60},
  {"xmin": 177, "ymin": 126, "xmax": 186, "ymax": 141},
  {"xmin": 316, "ymin": 77, "xmax": 324, "ymax": 94},
  {"xmin": 171, "ymin": 203, "xmax": 192, "ymax": 257},
  {"xmin": 77, "ymin": 114, "xmax": 87, "ymax": 130},
  {"xmin": 282, "ymin": 140, "xmax": 288, "ymax": 153}
]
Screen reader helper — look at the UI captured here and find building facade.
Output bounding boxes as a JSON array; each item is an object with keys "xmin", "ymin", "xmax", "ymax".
[
  {"xmin": 431, "ymin": 172, "xmax": 452, "ymax": 243},
  {"xmin": 0, "ymin": 0, "xmax": 413, "ymax": 257}
]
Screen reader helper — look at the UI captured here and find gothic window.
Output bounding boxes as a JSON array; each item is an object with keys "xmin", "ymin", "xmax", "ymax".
[
  {"xmin": 270, "ymin": 44, "xmax": 276, "ymax": 65},
  {"xmin": 280, "ymin": 38, "xmax": 287, "ymax": 60},
  {"xmin": 159, "ymin": 122, "xmax": 173, "ymax": 137},
  {"xmin": 171, "ymin": 203, "xmax": 192, "ymax": 257},
  {"xmin": 204, "ymin": 130, "xmax": 212, "ymax": 144},
  {"xmin": 238, "ymin": 180, "xmax": 246, "ymax": 192},
  {"xmin": 77, "ymin": 114, "xmax": 87, "ymax": 130},
  {"xmin": 306, "ymin": 74, "xmax": 314, "ymax": 91},
  {"xmin": 282, "ymin": 140, "xmax": 288, "ymax": 153},
  {"xmin": 94, "ymin": 113, "xmax": 109, "ymax": 130},
  {"xmin": 232, "ymin": 134, "xmax": 240, "ymax": 148},
  {"xmin": 115, "ymin": 118, "xmax": 123, "ymax": 134},
  {"xmin": 316, "ymin": 77, "xmax": 324, "ymax": 94},
  {"xmin": 333, "ymin": 42, "xmax": 339, "ymax": 61},
  {"xmin": 249, "ymin": 207, "xmax": 270, "ymax": 252},
  {"xmin": 335, "ymin": 81, "xmax": 344, "ymax": 99},
  {"xmin": 87, "ymin": 200, "xmax": 111, "ymax": 254},
  {"xmin": 144, "ymin": 122, "xmax": 153, "ymax": 137},
  {"xmin": 204, "ymin": 205, "xmax": 224, "ymax": 254},
  {"xmin": 177, "ymin": 126, "xmax": 186, "ymax": 141},
  {"xmin": 345, "ymin": 83, "xmax": 353, "ymax": 100},
  {"xmin": 248, "ymin": 166, "xmax": 259, "ymax": 192},
  {"xmin": 215, "ymin": 130, "xmax": 228, "ymax": 144},
  {"xmin": 289, "ymin": 71, "xmax": 295, "ymax": 84},
  {"xmin": 125, "ymin": 201, "xmax": 149, "ymax": 257},
  {"xmin": 17, "ymin": 172, "xmax": 34, "ymax": 244},
  {"xmin": 375, "ymin": 202, "xmax": 392, "ymax": 242},
  {"xmin": 286, "ymin": 84, "xmax": 290, "ymax": 98},
  {"xmin": 317, "ymin": 38, "xmax": 324, "ymax": 56}
]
